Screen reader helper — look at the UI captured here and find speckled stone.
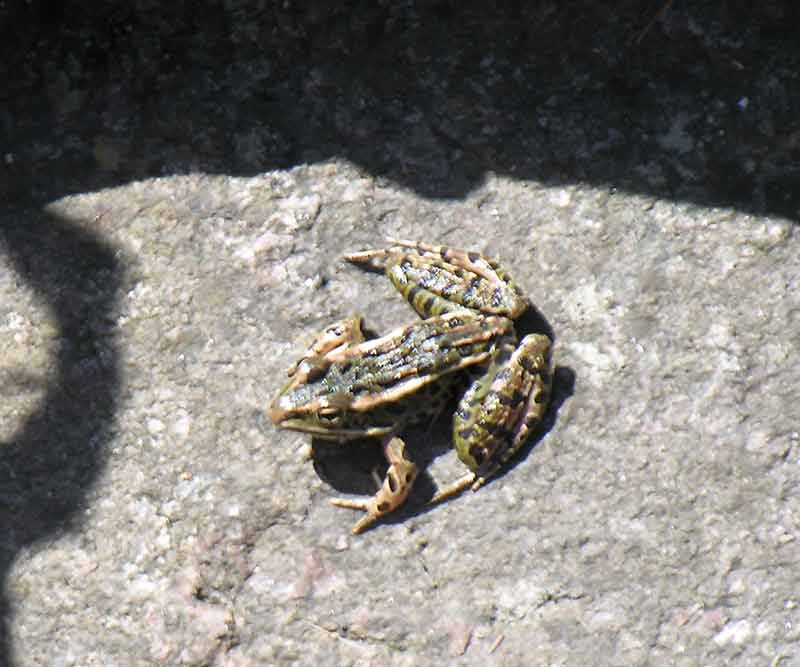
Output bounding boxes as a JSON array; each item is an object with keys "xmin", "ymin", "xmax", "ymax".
[{"xmin": 2, "ymin": 3, "xmax": 800, "ymax": 666}]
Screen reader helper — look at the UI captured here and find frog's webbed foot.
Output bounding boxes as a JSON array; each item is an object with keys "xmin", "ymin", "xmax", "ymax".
[{"xmin": 330, "ymin": 436, "xmax": 418, "ymax": 534}]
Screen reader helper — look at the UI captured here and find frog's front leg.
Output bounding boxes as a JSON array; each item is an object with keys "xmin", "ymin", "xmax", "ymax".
[
  {"xmin": 286, "ymin": 316, "xmax": 364, "ymax": 379},
  {"xmin": 431, "ymin": 332, "xmax": 553, "ymax": 504},
  {"xmin": 330, "ymin": 436, "xmax": 419, "ymax": 534}
]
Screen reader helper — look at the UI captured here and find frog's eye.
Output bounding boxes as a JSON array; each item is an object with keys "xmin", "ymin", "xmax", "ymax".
[{"xmin": 317, "ymin": 409, "xmax": 342, "ymax": 425}]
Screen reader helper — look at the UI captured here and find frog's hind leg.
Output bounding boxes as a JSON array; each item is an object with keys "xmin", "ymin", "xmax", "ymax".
[
  {"xmin": 386, "ymin": 238, "xmax": 530, "ymax": 318},
  {"xmin": 330, "ymin": 436, "xmax": 419, "ymax": 534},
  {"xmin": 430, "ymin": 332, "xmax": 553, "ymax": 506},
  {"xmin": 378, "ymin": 239, "xmax": 529, "ymax": 319},
  {"xmin": 345, "ymin": 238, "xmax": 528, "ymax": 319}
]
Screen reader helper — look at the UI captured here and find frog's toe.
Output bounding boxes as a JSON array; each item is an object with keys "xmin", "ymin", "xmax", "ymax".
[
  {"xmin": 330, "ymin": 497, "xmax": 383, "ymax": 534},
  {"xmin": 429, "ymin": 471, "xmax": 477, "ymax": 505},
  {"xmin": 331, "ymin": 495, "xmax": 403, "ymax": 534}
]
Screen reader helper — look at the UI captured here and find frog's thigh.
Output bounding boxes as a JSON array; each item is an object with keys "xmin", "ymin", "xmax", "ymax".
[
  {"xmin": 330, "ymin": 436, "xmax": 419, "ymax": 534},
  {"xmin": 386, "ymin": 249, "xmax": 528, "ymax": 320},
  {"xmin": 388, "ymin": 237, "xmax": 525, "ymax": 301},
  {"xmin": 385, "ymin": 262, "xmax": 467, "ymax": 318}
]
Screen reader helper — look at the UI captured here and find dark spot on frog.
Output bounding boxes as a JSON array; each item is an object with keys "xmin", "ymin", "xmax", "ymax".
[
  {"xmin": 494, "ymin": 390, "xmax": 521, "ymax": 406},
  {"xmin": 456, "ymin": 343, "xmax": 475, "ymax": 358},
  {"xmin": 455, "ymin": 405, "xmax": 472, "ymax": 421},
  {"xmin": 518, "ymin": 355, "xmax": 540, "ymax": 374},
  {"xmin": 463, "ymin": 275, "xmax": 482, "ymax": 302},
  {"xmin": 469, "ymin": 445, "xmax": 486, "ymax": 465},
  {"xmin": 493, "ymin": 345, "xmax": 513, "ymax": 366},
  {"xmin": 490, "ymin": 287, "xmax": 504, "ymax": 307},
  {"xmin": 483, "ymin": 421, "xmax": 509, "ymax": 439},
  {"xmin": 458, "ymin": 427, "xmax": 474, "ymax": 441},
  {"xmin": 525, "ymin": 413, "xmax": 542, "ymax": 427}
]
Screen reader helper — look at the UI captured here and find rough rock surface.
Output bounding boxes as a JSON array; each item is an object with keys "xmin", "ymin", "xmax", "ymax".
[{"xmin": 1, "ymin": 3, "xmax": 799, "ymax": 666}]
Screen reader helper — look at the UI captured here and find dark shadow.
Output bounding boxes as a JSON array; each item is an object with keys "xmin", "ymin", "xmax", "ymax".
[
  {"xmin": 0, "ymin": 210, "xmax": 123, "ymax": 665},
  {"xmin": 311, "ymin": 415, "xmax": 455, "ymax": 530},
  {"xmin": 2, "ymin": 1, "xmax": 799, "ymax": 220}
]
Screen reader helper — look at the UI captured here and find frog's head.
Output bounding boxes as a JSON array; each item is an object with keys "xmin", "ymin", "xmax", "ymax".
[
  {"xmin": 269, "ymin": 316, "xmax": 366, "ymax": 434},
  {"xmin": 268, "ymin": 384, "xmax": 353, "ymax": 435},
  {"xmin": 271, "ymin": 409, "xmax": 346, "ymax": 435}
]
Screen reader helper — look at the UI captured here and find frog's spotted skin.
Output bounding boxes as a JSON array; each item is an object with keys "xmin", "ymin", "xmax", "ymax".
[
  {"xmin": 269, "ymin": 311, "xmax": 512, "ymax": 439},
  {"xmin": 269, "ymin": 239, "xmax": 553, "ymax": 533},
  {"xmin": 286, "ymin": 316, "xmax": 364, "ymax": 379},
  {"xmin": 345, "ymin": 238, "xmax": 530, "ymax": 319},
  {"xmin": 442, "ymin": 333, "xmax": 552, "ymax": 500}
]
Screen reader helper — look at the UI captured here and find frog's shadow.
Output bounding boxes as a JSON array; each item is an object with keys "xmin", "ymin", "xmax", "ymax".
[{"xmin": 311, "ymin": 362, "xmax": 575, "ymax": 532}]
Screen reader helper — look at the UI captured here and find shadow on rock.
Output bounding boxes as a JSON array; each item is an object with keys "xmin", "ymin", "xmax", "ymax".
[
  {"xmin": 0, "ymin": 209, "xmax": 123, "ymax": 664},
  {"xmin": 3, "ymin": 2, "xmax": 799, "ymax": 221}
]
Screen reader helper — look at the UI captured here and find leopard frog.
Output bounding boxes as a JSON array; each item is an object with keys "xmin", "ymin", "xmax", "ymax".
[{"xmin": 269, "ymin": 239, "xmax": 552, "ymax": 533}]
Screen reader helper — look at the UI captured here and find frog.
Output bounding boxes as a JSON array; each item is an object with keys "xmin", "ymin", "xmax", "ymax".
[{"xmin": 268, "ymin": 239, "xmax": 553, "ymax": 533}]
